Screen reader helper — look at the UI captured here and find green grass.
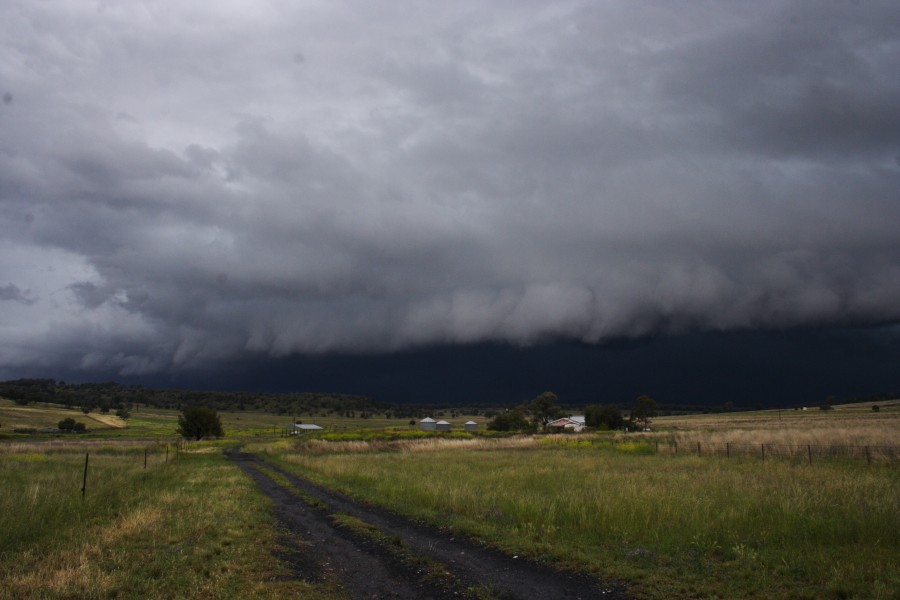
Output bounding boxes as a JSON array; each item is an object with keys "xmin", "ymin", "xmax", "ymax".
[
  {"xmin": 270, "ymin": 439, "xmax": 900, "ymax": 600},
  {"xmin": 0, "ymin": 398, "xmax": 477, "ymax": 442},
  {"xmin": 0, "ymin": 442, "xmax": 343, "ymax": 599}
]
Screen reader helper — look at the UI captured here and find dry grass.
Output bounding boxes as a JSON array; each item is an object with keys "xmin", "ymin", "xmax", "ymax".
[{"xmin": 651, "ymin": 403, "xmax": 900, "ymax": 448}]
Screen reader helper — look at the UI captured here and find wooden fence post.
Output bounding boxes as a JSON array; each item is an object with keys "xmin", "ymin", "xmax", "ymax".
[
  {"xmin": 808, "ymin": 444, "xmax": 812, "ymax": 466},
  {"xmin": 726, "ymin": 442, "xmax": 730, "ymax": 460},
  {"xmin": 81, "ymin": 453, "xmax": 89, "ymax": 499},
  {"xmin": 866, "ymin": 446, "xmax": 872, "ymax": 466},
  {"xmin": 697, "ymin": 442, "xmax": 701, "ymax": 457},
  {"xmin": 761, "ymin": 444, "xmax": 765, "ymax": 462},
  {"xmin": 144, "ymin": 448, "xmax": 147, "ymax": 469}
]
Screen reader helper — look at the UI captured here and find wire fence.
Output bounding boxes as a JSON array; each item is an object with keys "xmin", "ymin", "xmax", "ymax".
[{"xmin": 651, "ymin": 440, "xmax": 900, "ymax": 465}]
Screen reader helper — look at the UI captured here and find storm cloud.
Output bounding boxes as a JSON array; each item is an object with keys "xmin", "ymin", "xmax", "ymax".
[{"xmin": 1, "ymin": 0, "xmax": 898, "ymax": 381}]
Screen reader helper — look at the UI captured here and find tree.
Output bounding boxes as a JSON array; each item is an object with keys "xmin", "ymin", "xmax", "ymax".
[
  {"xmin": 585, "ymin": 404, "xmax": 624, "ymax": 430},
  {"xmin": 58, "ymin": 417, "xmax": 76, "ymax": 431},
  {"xmin": 631, "ymin": 395, "xmax": 657, "ymax": 429},
  {"xmin": 487, "ymin": 408, "xmax": 534, "ymax": 432},
  {"xmin": 177, "ymin": 406, "xmax": 224, "ymax": 440},
  {"xmin": 526, "ymin": 391, "xmax": 563, "ymax": 430}
]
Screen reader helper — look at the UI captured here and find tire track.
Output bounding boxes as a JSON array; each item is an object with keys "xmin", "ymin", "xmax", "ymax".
[{"xmin": 227, "ymin": 449, "xmax": 629, "ymax": 600}]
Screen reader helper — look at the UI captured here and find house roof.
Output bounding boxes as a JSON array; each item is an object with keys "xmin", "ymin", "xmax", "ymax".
[{"xmin": 548, "ymin": 416, "xmax": 585, "ymax": 426}]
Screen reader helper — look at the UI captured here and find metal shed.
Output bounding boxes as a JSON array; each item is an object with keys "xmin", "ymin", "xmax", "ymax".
[
  {"xmin": 435, "ymin": 420, "xmax": 452, "ymax": 431},
  {"xmin": 419, "ymin": 417, "xmax": 437, "ymax": 431},
  {"xmin": 291, "ymin": 424, "xmax": 324, "ymax": 435},
  {"xmin": 464, "ymin": 420, "xmax": 478, "ymax": 432}
]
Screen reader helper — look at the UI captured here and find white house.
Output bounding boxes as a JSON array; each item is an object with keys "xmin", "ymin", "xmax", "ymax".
[
  {"xmin": 547, "ymin": 416, "xmax": 586, "ymax": 432},
  {"xmin": 419, "ymin": 417, "xmax": 436, "ymax": 431},
  {"xmin": 435, "ymin": 420, "xmax": 452, "ymax": 432}
]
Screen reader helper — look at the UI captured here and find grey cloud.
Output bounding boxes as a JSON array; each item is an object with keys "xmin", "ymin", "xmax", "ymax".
[
  {"xmin": 0, "ymin": 283, "xmax": 35, "ymax": 304},
  {"xmin": 0, "ymin": 0, "xmax": 898, "ymax": 377}
]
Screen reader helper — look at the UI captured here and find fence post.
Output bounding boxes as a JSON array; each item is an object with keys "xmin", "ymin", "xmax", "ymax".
[
  {"xmin": 144, "ymin": 448, "xmax": 147, "ymax": 469},
  {"xmin": 697, "ymin": 442, "xmax": 701, "ymax": 457},
  {"xmin": 726, "ymin": 442, "xmax": 730, "ymax": 460},
  {"xmin": 81, "ymin": 453, "xmax": 89, "ymax": 499},
  {"xmin": 655, "ymin": 440, "xmax": 659, "ymax": 454},
  {"xmin": 866, "ymin": 446, "xmax": 872, "ymax": 466},
  {"xmin": 761, "ymin": 444, "xmax": 765, "ymax": 462},
  {"xmin": 808, "ymin": 444, "xmax": 812, "ymax": 466},
  {"xmin": 165, "ymin": 445, "xmax": 169, "ymax": 464},
  {"xmin": 673, "ymin": 441, "xmax": 678, "ymax": 455}
]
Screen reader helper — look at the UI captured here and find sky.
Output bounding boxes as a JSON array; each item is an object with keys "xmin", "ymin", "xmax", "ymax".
[{"xmin": 1, "ymin": 1, "xmax": 898, "ymax": 406}]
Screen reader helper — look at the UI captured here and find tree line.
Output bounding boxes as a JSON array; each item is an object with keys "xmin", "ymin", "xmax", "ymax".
[{"xmin": 0, "ymin": 378, "xmax": 424, "ymax": 418}]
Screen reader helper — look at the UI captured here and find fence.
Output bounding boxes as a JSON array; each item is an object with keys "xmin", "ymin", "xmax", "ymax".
[{"xmin": 651, "ymin": 440, "xmax": 900, "ymax": 465}]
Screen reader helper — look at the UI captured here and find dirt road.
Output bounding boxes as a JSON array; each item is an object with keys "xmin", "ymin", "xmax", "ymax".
[{"xmin": 226, "ymin": 449, "xmax": 629, "ymax": 600}]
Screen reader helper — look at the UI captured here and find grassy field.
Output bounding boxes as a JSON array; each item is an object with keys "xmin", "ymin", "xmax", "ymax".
[
  {"xmin": 3, "ymin": 398, "xmax": 898, "ymax": 599},
  {"xmin": 0, "ymin": 398, "xmax": 463, "ymax": 441},
  {"xmin": 263, "ymin": 407, "xmax": 900, "ymax": 600},
  {"xmin": 0, "ymin": 439, "xmax": 346, "ymax": 600}
]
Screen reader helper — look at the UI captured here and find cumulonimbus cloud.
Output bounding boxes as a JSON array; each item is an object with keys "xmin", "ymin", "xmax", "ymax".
[{"xmin": 0, "ymin": 0, "xmax": 898, "ymax": 377}]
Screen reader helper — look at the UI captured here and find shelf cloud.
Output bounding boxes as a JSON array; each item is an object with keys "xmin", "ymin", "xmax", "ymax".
[{"xmin": 1, "ymin": 0, "xmax": 898, "ymax": 381}]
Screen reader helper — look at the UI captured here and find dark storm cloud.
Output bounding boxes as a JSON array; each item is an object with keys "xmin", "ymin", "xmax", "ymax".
[
  {"xmin": 0, "ymin": 0, "xmax": 898, "ymax": 380},
  {"xmin": 0, "ymin": 283, "xmax": 35, "ymax": 305}
]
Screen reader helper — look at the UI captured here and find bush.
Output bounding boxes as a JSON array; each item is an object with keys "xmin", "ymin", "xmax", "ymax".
[{"xmin": 177, "ymin": 406, "xmax": 224, "ymax": 440}]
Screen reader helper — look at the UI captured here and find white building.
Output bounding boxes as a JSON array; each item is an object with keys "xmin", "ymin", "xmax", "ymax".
[
  {"xmin": 547, "ymin": 416, "xmax": 586, "ymax": 432},
  {"xmin": 419, "ymin": 417, "xmax": 436, "ymax": 431},
  {"xmin": 290, "ymin": 423, "xmax": 323, "ymax": 434}
]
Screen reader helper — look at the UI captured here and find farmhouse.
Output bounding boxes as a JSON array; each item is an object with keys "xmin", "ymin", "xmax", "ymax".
[
  {"xmin": 435, "ymin": 420, "xmax": 452, "ymax": 432},
  {"xmin": 419, "ymin": 417, "xmax": 436, "ymax": 431},
  {"xmin": 547, "ymin": 416, "xmax": 586, "ymax": 432}
]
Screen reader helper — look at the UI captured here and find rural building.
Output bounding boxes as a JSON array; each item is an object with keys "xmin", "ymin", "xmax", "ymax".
[
  {"xmin": 547, "ymin": 416, "xmax": 586, "ymax": 432},
  {"xmin": 435, "ymin": 420, "xmax": 452, "ymax": 431},
  {"xmin": 419, "ymin": 417, "xmax": 436, "ymax": 431},
  {"xmin": 464, "ymin": 420, "xmax": 478, "ymax": 431},
  {"xmin": 290, "ymin": 423, "xmax": 323, "ymax": 434}
]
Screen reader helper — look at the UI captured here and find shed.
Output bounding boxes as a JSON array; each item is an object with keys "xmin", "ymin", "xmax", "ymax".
[
  {"xmin": 419, "ymin": 417, "xmax": 437, "ymax": 431},
  {"xmin": 291, "ymin": 423, "xmax": 323, "ymax": 435},
  {"xmin": 464, "ymin": 420, "xmax": 479, "ymax": 432},
  {"xmin": 435, "ymin": 420, "xmax": 452, "ymax": 432}
]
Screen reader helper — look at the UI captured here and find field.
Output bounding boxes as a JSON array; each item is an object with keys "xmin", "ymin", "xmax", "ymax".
[{"xmin": 1, "ymin": 398, "xmax": 898, "ymax": 599}]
